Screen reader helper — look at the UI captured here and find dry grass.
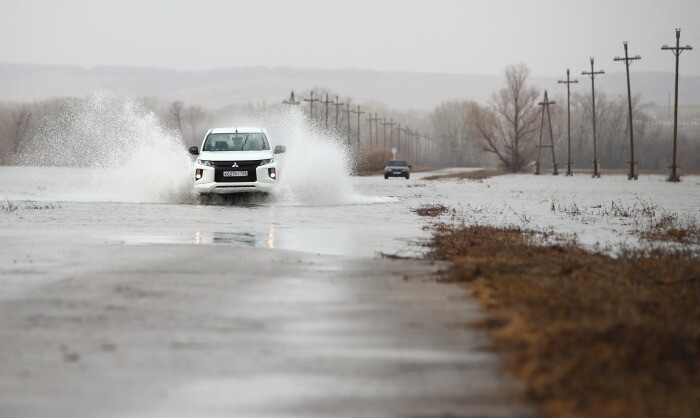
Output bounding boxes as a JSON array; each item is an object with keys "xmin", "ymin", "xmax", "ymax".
[
  {"xmin": 639, "ymin": 212, "xmax": 700, "ymax": 245},
  {"xmin": 423, "ymin": 168, "xmax": 505, "ymax": 181},
  {"xmin": 414, "ymin": 204, "xmax": 449, "ymax": 217},
  {"xmin": 428, "ymin": 224, "xmax": 700, "ymax": 418},
  {"xmin": 2, "ymin": 199, "xmax": 61, "ymax": 213}
]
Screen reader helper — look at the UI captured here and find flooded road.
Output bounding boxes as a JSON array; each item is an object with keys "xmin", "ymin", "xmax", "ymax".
[{"xmin": 0, "ymin": 166, "xmax": 532, "ymax": 418}]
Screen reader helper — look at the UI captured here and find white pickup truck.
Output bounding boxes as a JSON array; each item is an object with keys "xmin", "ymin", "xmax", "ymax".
[{"xmin": 188, "ymin": 127, "xmax": 285, "ymax": 194}]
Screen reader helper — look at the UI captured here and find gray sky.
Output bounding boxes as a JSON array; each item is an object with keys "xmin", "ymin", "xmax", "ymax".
[{"xmin": 3, "ymin": 0, "xmax": 700, "ymax": 76}]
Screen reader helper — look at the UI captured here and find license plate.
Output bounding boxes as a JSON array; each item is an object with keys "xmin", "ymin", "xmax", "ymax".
[
  {"xmin": 393, "ymin": 171, "xmax": 402, "ymax": 174},
  {"xmin": 223, "ymin": 171, "xmax": 248, "ymax": 177}
]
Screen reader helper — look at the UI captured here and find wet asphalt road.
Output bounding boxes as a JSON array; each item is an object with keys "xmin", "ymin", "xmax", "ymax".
[{"xmin": 0, "ymin": 169, "xmax": 533, "ymax": 417}]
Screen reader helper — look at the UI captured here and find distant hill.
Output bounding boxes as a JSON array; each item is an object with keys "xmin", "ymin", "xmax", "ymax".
[{"xmin": 1, "ymin": 63, "xmax": 699, "ymax": 110}]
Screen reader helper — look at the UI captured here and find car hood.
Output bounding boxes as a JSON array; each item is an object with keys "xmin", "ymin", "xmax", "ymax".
[{"xmin": 198, "ymin": 150, "xmax": 273, "ymax": 161}]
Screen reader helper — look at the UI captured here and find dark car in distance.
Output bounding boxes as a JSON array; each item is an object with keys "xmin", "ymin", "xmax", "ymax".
[{"xmin": 384, "ymin": 160, "xmax": 411, "ymax": 179}]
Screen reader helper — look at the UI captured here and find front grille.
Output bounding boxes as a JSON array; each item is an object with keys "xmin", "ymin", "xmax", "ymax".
[{"xmin": 211, "ymin": 160, "xmax": 262, "ymax": 169}]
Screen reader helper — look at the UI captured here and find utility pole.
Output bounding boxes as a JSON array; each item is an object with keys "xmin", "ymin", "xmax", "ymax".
[
  {"xmin": 303, "ymin": 91, "xmax": 319, "ymax": 120},
  {"xmin": 352, "ymin": 105, "xmax": 365, "ymax": 147},
  {"xmin": 582, "ymin": 58, "xmax": 605, "ymax": 178},
  {"xmin": 343, "ymin": 103, "xmax": 353, "ymax": 146},
  {"xmin": 384, "ymin": 118, "xmax": 396, "ymax": 150},
  {"xmin": 395, "ymin": 123, "xmax": 401, "ymax": 154},
  {"xmin": 365, "ymin": 113, "xmax": 373, "ymax": 148},
  {"xmin": 615, "ymin": 42, "xmax": 641, "ymax": 180},
  {"xmin": 283, "ymin": 91, "xmax": 300, "ymax": 106},
  {"xmin": 320, "ymin": 94, "xmax": 333, "ymax": 129},
  {"xmin": 662, "ymin": 29, "xmax": 693, "ymax": 182},
  {"xmin": 404, "ymin": 127, "xmax": 411, "ymax": 160},
  {"xmin": 368, "ymin": 113, "xmax": 381, "ymax": 149},
  {"xmin": 423, "ymin": 133, "xmax": 431, "ymax": 165},
  {"xmin": 558, "ymin": 69, "xmax": 578, "ymax": 176},
  {"xmin": 333, "ymin": 96, "xmax": 345, "ymax": 129},
  {"xmin": 535, "ymin": 90, "xmax": 558, "ymax": 175},
  {"xmin": 380, "ymin": 118, "xmax": 388, "ymax": 149}
]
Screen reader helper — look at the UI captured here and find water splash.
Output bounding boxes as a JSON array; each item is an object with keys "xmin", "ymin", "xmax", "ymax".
[
  {"xmin": 241, "ymin": 107, "xmax": 367, "ymax": 206},
  {"xmin": 19, "ymin": 91, "xmax": 193, "ymax": 203},
  {"xmin": 16, "ymin": 92, "xmax": 383, "ymax": 206}
]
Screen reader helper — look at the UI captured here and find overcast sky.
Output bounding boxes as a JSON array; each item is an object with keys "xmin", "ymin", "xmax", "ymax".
[{"xmin": 2, "ymin": 0, "xmax": 700, "ymax": 76}]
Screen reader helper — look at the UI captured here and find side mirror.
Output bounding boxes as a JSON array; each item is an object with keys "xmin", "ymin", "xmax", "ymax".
[
  {"xmin": 188, "ymin": 146, "xmax": 199, "ymax": 155},
  {"xmin": 409, "ymin": 165, "xmax": 413, "ymax": 169},
  {"xmin": 274, "ymin": 145, "xmax": 286, "ymax": 154}
]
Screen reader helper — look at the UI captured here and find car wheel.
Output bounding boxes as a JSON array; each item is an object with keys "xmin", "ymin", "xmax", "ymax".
[
  {"xmin": 384, "ymin": 175, "xmax": 388, "ymax": 179},
  {"xmin": 405, "ymin": 174, "xmax": 410, "ymax": 179}
]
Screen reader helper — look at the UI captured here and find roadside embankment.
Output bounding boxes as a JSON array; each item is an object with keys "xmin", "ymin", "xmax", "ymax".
[{"xmin": 427, "ymin": 222, "xmax": 700, "ymax": 418}]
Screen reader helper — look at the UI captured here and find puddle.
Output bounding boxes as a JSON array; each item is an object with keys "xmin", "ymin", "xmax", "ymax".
[{"xmin": 108, "ymin": 227, "xmax": 353, "ymax": 257}]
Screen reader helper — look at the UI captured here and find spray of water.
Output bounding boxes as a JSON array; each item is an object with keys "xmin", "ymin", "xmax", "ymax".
[
  {"xmin": 18, "ymin": 91, "xmax": 382, "ymax": 206},
  {"xmin": 234, "ymin": 106, "xmax": 373, "ymax": 206},
  {"xmin": 19, "ymin": 91, "xmax": 193, "ymax": 203}
]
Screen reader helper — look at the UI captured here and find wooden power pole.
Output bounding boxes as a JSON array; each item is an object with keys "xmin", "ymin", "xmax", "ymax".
[
  {"xmin": 557, "ymin": 69, "xmax": 578, "ymax": 176},
  {"xmin": 582, "ymin": 58, "xmax": 605, "ymax": 178},
  {"xmin": 368, "ymin": 113, "xmax": 381, "ymax": 149},
  {"xmin": 343, "ymin": 103, "xmax": 352, "ymax": 146},
  {"xmin": 303, "ymin": 91, "xmax": 319, "ymax": 119},
  {"xmin": 333, "ymin": 96, "xmax": 345, "ymax": 129},
  {"xmin": 534, "ymin": 90, "xmax": 558, "ymax": 175},
  {"xmin": 384, "ymin": 118, "xmax": 396, "ymax": 150},
  {"xmin": 662, "ymin": 29, "xmax": 693, "ymax": 182},
  {"xmin": 283, "ymin": 91, "xmax": 300, "ymax": 106},
  {"xmin": 615, "ymin": 42, "xmax": 641, "ymax": 180},
  {"xmin": 352, "ymin": 105, "xmax": 365, "ymax": 147},
  {"xmin": 320, "ymin": 94, "xmax": 333, "ymax": 129}
]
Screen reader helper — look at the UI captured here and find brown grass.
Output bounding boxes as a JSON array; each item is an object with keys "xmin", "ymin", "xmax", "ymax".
[
  {"xmin": 639, "ymin": 212, "xmax": 700, "ymax": 245},
  {"xmin": 414, "ymin": 204, "xmax": 449, "ymax": 217},
  {"xmin": 429, "ymin": 224, "xmax": 700, "ymax": 418},
  {"xmin": 423, "ymin": 168, "xmax": 505, "ymax": 181}
]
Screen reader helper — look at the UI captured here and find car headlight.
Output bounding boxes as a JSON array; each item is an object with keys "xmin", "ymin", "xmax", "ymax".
[
  {"xmin": 196, "ymin": 159, "xmax": 211, "ymax": 166},
  {"xmin": 260, "ymin": 158, "xmax": 274, "ymax": 166}
]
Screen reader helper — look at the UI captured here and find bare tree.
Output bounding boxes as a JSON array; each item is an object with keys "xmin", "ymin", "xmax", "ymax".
[
  {"xmin": 11, "ymin": 106, "xmax": 32, "ymax": 155},
  {"xmin": 187, "ymin": 105, "xmax": 205, "ymax": 145},
  {"xmin": 470, "ymin": 64, "xmax": 539, "ymax": 172},
  {"xmin": 431, "ymin": 100, "xmax": 484, "ymax": 166},
  {"xmin": 169, "ymin": 100, "xmax": 184, "ymax": 134}
]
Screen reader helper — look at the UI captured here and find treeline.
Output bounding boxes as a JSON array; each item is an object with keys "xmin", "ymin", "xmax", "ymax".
[
  {"xmin": 431, "ymin": 64, "xmax": 700, "ymax": 173},
  {"xmin": 1, "ymin": 66, "xmax": 699, "ymax": 172}
]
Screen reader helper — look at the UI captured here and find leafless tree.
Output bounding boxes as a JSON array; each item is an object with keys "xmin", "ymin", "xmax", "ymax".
[
  {"xmin": 187, "ymin": 105, "xmax": 205, "ymax": 145},
  {"xmin": 169, "ymin": 100, "xmax": 184, "ymax": 134},
  {"xmin": 11, "ymin": 106, "xmax": 32, "ymax": 155},
  {"xmin": 431, "ymin": 100, "xmax": 484, "ymax": 166},
  {"xmin": 470, "ymin": 64, "xmax": 539, "ymax": 172}
]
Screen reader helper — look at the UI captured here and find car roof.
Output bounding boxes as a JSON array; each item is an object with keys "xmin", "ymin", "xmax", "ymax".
[{"xmin": 210, "ymin": 127, "xmax": 264, "ymax": 134}]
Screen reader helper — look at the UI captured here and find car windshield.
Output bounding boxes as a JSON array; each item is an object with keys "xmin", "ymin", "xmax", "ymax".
[
  {"xmin": 386, "ymin": 160, "xmax": 407, "ymax": 167},
  {"xmin": 202, "ymin": 133, "xmax": 270, "ymax": 152}
]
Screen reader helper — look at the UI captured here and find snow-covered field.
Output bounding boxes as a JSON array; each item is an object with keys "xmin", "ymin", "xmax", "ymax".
[{"xmin": 418, "ymin": 170, "xmax": 700, "ymax": 250}]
